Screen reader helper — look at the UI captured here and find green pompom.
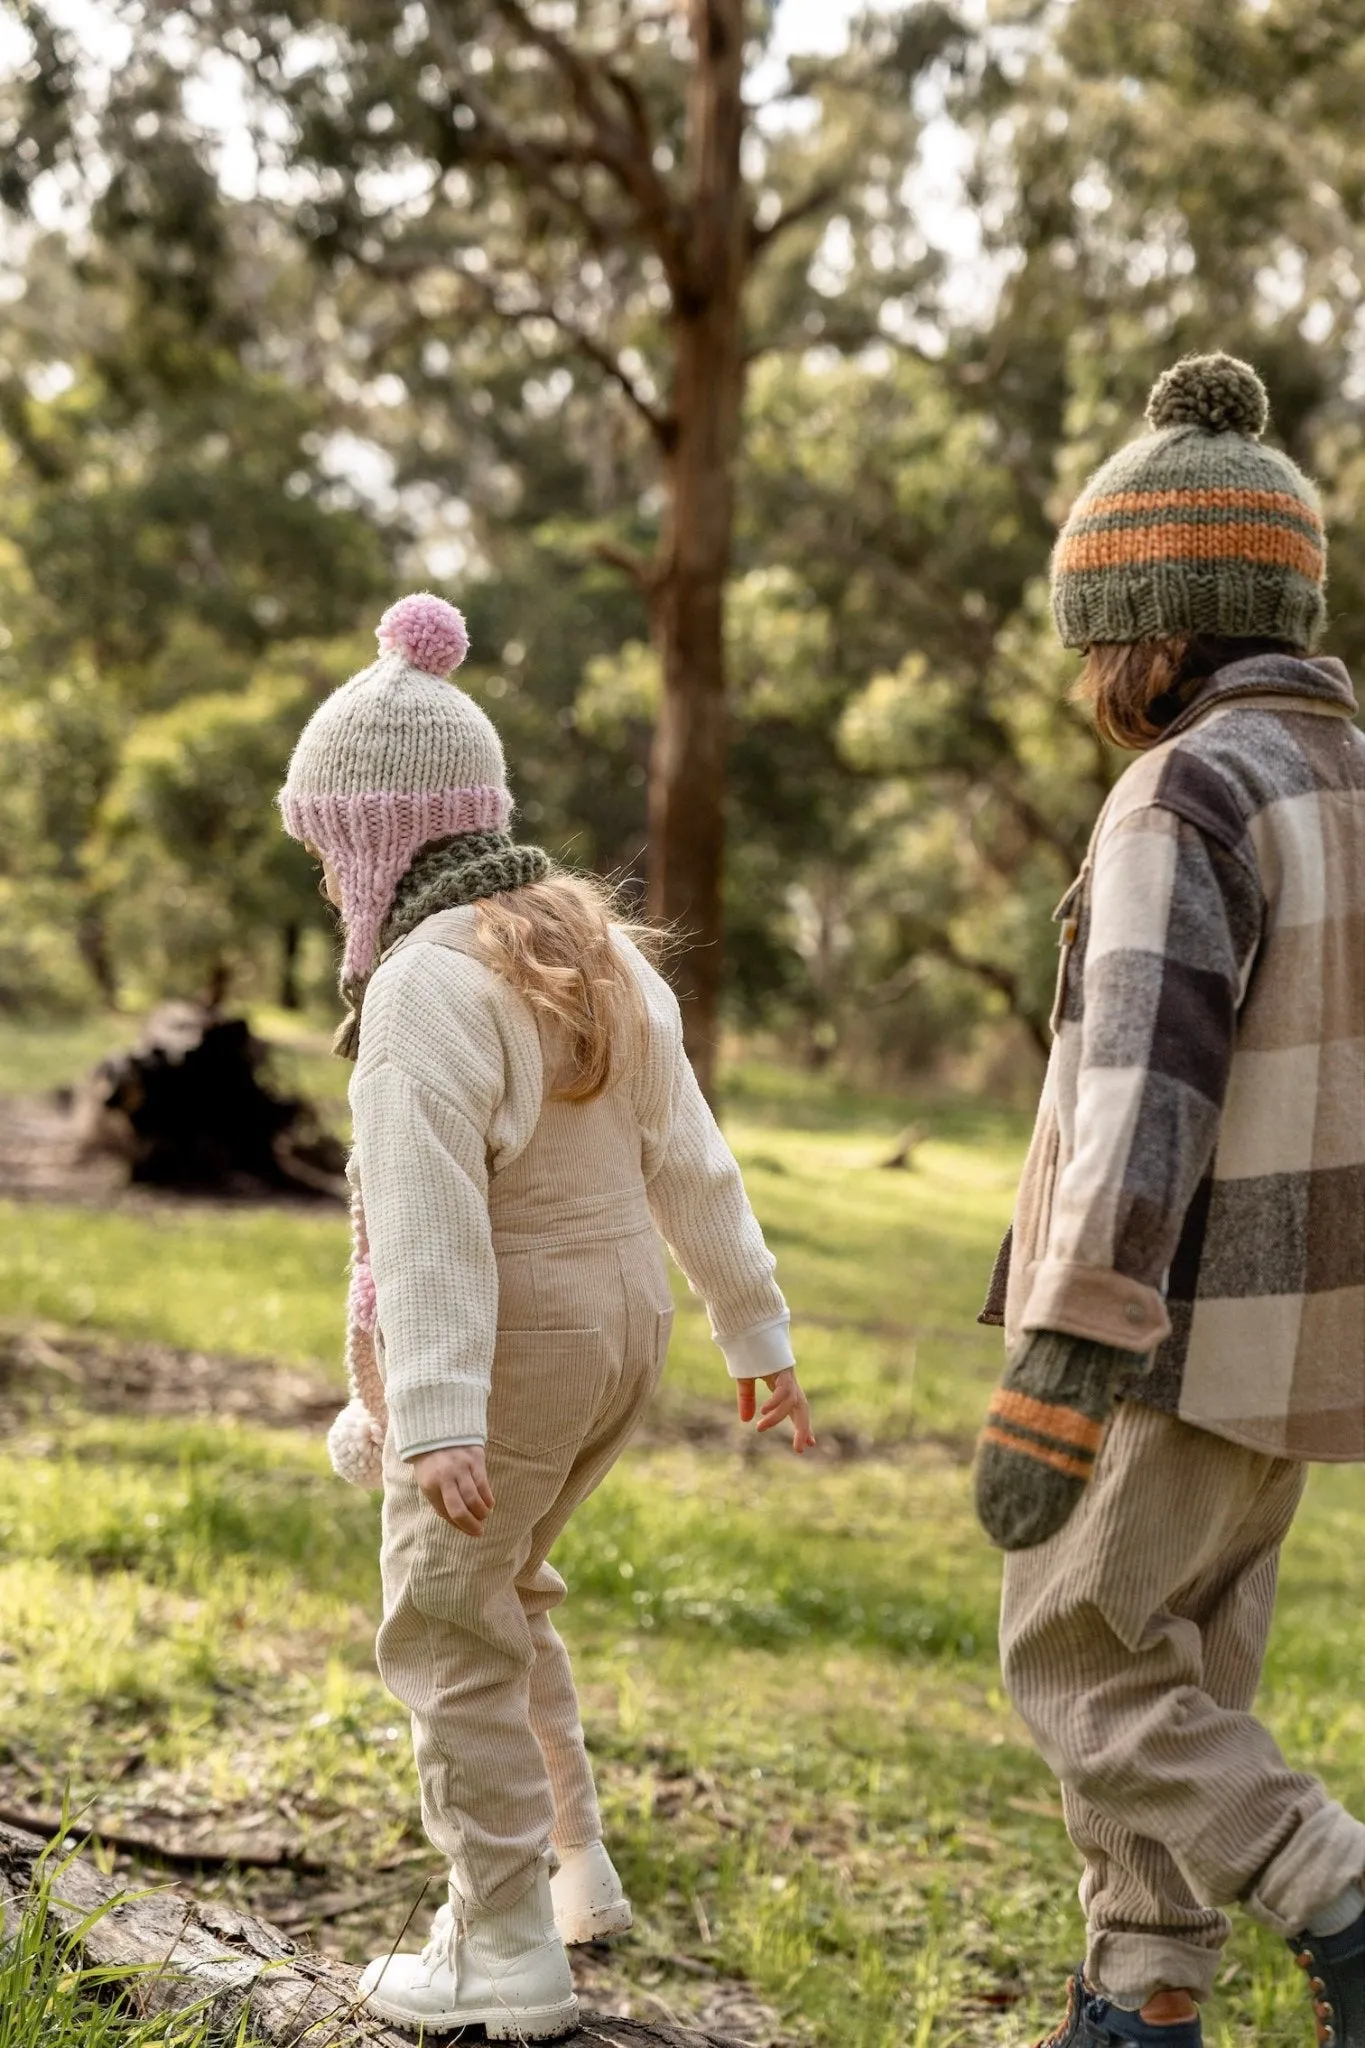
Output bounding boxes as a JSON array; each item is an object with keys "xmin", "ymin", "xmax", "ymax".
[{"xmin": 1146, "ymin": 352, "xmax": 1269, "ymax": 438}]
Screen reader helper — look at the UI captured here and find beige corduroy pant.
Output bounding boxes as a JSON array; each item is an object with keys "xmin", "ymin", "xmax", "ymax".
[
  {"xmin": 377, "ymin": 1088, "xmax": 674, "ymax": 1913},
  {"xmin": 1001, "ymin": 1400, "xmax": 1365, "ymax": 2008}
]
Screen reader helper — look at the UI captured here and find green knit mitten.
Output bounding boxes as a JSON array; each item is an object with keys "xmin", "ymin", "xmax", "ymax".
[{"xmin": 975, "ymin": 1331, "xmax": 1143, "ymax": 1552}]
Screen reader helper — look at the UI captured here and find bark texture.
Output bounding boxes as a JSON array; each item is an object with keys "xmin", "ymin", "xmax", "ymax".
[
  {"xmin": 417, "ymin": 0, "xmax": 771, "ymax": 1100},
  {"xmin": 0, "ymin": 1819, "xmax": 741, "ymax": 2047},
  {"xmin": 644, "ymin": 0, "xmax": 749, "ymax": 1100}
]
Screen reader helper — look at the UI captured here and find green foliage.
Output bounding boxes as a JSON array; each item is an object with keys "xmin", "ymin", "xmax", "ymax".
[
  {"xmin": 6, "ymin": 0, "xmax": 1365, "ymax": 1078},
  {"xmin": 96, "ymin": 638, "xmax": 363, "ymax": 1002},
  {"xmin": 0, "ymin": 37, "xmax": 391, "ymax": 1012}
]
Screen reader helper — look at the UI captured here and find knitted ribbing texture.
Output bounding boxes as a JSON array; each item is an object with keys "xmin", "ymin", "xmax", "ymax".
[
  {"xmin": 976, "ymin": 1329, "xmax": 1141, "ymax": 1550},
  {"xmin": 346, "ymin": 908, "xmax": 795, "ymax": 1461},
  {"xmin": 333, "ymin": 831, "xmax": 553, "ymax": 1060},
  {"xmin": 1051, "ymin": 354, "xmax": 1326, "ymax": 650},
  {"xmin": 278, "ymin": 593, "xmax": 513, "ymax": 981},
  {"xmin": 382, "ymin": 832, "xmax": 552, "ymax": 949}
]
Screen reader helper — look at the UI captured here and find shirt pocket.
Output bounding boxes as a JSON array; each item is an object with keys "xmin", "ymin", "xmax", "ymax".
[{"xmin": 486, "ymin": 1327, "xmax": 611, "ymax": 1455}]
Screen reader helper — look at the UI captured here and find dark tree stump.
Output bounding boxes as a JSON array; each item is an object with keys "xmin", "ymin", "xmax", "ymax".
[
  {"xmin": 0, "ymin": 1820, "xmax": 740, "ymax": 2046},
  {"xmin": 80, "ymin": 1002, "xmax": 347, "ymax": 1200}
]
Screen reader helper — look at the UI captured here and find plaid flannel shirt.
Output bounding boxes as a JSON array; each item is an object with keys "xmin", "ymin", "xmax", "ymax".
[{"xmin": 982, "ymin": 654, "xmax": 1365, "ymax": 1461}]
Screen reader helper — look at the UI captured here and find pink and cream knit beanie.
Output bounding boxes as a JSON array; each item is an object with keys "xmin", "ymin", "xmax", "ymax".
[{"xmin": 279, "ymin": 593, "xmax": 509, "ymax": 982}]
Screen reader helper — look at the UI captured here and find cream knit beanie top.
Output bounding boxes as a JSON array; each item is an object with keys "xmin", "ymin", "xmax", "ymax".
[{"xmin": 279, "ymin": 593, "xmax": 510, "ymax": 982}]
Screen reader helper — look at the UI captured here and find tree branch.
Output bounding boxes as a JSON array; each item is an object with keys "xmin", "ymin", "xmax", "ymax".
[
  {"xmin": 592, "ymin": 538, "xmax": 663, "ymax": 591},
  {"xmin": 980, "ymin": 768, "xmax": 1088, "ymax": 872},
  {"xmin": 469, "ymin": 0, "xmax": 688, "ymax": 281},
  {"xmin": 450, "ymin": 264, "xmax": 678, "ymax": 448},
  {"xmin": 913, "ymin": 926, "xmax": 1050, "ymax": 1059},
  {"xmin": 350, "ymin": 239, "xmax": 676, "ymax": 445},
  {"xmin": 749, "ymin": 177, "xmax": 843, "ymax": 258},
  {"xmin": 420, "ymin": 11, "xmax": 628, "ymax": 253}
]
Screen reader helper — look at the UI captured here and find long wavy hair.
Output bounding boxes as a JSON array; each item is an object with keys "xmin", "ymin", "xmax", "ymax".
[
  {"xmin": 473, "ymin": 873, "xmax": 656, "ymax": 1103},
  {"xmin": 1075, "ymin": 633, "xmax": 1303, "ymax": 751}
]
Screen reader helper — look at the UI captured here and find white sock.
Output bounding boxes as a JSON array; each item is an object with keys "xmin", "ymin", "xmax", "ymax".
[{"xmin": 1306, "ymin": 1882, "xmax": 1365, "ymax": 1938}]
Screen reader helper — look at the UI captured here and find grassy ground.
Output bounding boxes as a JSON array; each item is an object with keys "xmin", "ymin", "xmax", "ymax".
[{"xmin": 0, "ymin": 1021, "xmax": 1357, "ymax": 2046}]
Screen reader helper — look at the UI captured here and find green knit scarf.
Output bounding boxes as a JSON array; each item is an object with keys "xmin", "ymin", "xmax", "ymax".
[{"xmin": 334, "ymin": 830, "xmax": 552, "ymax": 1059}]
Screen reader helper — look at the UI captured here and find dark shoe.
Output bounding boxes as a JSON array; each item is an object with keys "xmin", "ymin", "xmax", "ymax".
[
  {"xmin": 1290, "ymin": 1913, "xmax": 1365, "ymax": 2047},
  {"xmin": 1038, "ymin": 1969, "xmax": 1203, "ymax": 2048}
]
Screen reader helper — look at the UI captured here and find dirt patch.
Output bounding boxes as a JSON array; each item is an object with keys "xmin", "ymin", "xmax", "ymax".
[
  {"xmin": 0, "ymin": 1320, "xmax": 975, "ymax": 1464},
  {"xmin": 0, "ymin": 1094, "xmax": 127, "ymax": 1203},
  {"xmin": 0, "ymin": 1321, "xmax": 340, "ymax": 1432}
]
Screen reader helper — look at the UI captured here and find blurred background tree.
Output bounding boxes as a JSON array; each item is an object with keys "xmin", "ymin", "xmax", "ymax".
[{"xmin": 2, "ymin": 0, "xmax": 1363, "ymax": 1089}]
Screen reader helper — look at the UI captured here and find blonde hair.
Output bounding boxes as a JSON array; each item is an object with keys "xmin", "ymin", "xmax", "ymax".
[
  {"xmin": 473, "ymin": 872, "xmax": 655, "ymax": 1102},
  {"xmin": 1075, "ymin": 633, "xmax": 1303, "ymax": 751}
]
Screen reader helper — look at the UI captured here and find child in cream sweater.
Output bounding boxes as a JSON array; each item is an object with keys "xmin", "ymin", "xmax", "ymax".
[{"xmin": 279, "ymin": 593, "xmax": 813, "ymax": 2039}]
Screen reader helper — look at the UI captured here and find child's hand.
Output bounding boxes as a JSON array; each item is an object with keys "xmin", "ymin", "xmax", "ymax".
[
  {"xmin": 410, "ymin": 1445, "xmax": 496, "ymax": 1536},
  {"xmin": 736, "ymin": 1369, "xmax": 816, "ymax": 1454}
]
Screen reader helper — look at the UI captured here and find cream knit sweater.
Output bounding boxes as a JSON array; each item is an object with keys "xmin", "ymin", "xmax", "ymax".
[{"xmin": 349, "ymin": 907, "xmax": 794, "ymax": 1458}]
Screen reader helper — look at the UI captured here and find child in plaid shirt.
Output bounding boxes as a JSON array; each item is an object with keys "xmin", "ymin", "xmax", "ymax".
[{"xmin": 976, "ymin": 355, "xmax": 1365, "ymax": 2048}]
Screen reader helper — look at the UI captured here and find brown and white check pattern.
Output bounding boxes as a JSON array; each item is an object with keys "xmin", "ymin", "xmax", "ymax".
[{"xmin": 984, "ymin": 653, "xmax": 1365, "ymax": 1461}]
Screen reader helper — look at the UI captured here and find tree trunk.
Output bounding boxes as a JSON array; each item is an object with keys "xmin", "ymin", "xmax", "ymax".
[
  {"xmin": 76, "ymin": 907, "xmax": 117, "ymax": 1008},
  {"xmin": 279, "ymin": 919, "xmax": 302, "ymax": 1010},
  {"xmin": 647, "ymin": 0, "xmax": 748, "ymax": 1103}
]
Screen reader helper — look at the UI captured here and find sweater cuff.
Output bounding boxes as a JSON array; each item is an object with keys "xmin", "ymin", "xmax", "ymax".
[
  {"xmin": 387, "ymin": 1379, "xmax": 489, "ymax": 1459},
  {"xmin": 402, "ymin": 1436, "xmax": 485, "ymax": 1458},
  {"xmin": 1020, "ymin": 1259, "xmax": 1170, "ymax": 1355},
  {"xmin": 719, "ymin": 1313, "xmax": 795, "ymax": 1381}
]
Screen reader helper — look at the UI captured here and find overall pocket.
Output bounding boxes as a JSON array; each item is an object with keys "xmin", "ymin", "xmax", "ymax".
[{"xmin": 486, "ymin": 1327, "xmax": 610, "ymax": 1455}]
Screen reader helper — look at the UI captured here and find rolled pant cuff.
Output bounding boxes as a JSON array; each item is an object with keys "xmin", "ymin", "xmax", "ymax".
[
  {"xmin": 1087, "ymin": 1929, "xmax": 1223, "ymax": 2008},
  {"xmin": 1245, "ymin": 1801, "xmax": 1365, "ymax": 1938}
]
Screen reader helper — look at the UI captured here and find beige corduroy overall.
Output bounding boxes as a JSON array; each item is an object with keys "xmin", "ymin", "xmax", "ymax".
[{"xmin": 376, "ymin": 1075, "xmax": 674, "ymax": 1915}]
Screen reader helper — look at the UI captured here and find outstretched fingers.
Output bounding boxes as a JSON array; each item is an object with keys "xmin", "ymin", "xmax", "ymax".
[{"xmin": 756, "ymin": 1374, "xmax": 817, "ymax": 1454}]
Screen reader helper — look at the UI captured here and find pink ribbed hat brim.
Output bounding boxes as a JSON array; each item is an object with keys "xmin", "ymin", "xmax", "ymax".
[{"xmin": 280, "ymin": 785, "xmax": 511, "ymax": 979}]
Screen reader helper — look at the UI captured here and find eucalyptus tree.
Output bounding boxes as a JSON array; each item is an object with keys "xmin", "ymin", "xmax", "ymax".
[{"xmin": 137, "ymin": 0, "xmax": 963, "ymax": 1086}]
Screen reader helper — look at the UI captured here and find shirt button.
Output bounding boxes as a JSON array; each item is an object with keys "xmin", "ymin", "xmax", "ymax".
[{"xmin": 1124, "ymin": 1303, "xmax": 1144, "ymax": 1325}]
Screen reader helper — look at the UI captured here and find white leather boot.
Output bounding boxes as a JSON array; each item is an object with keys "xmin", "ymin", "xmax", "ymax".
[
  {"xmin": 429, "ymin": 1839, "xmax": 633, "ymax": 1950},
  {"xmin": 358, "ymin": 1863, "xmax": 577, "ymax": 2039},
  {"xmin": 550, "ymin": 1841, "xmax": 633, "ymax": 1944}
]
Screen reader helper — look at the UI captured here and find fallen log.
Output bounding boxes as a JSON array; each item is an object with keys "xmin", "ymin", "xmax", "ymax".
[
  {"xmin": 0, "ymin": 1800, "xmax": 335, "ymax": 1875},
  {"xmin": 0, "ymin": 1819, "xmax": 738, "ymax": 2047}
]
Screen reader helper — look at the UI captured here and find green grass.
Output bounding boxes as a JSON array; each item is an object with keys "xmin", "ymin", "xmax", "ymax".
[
  {"xmin": 0, "ymin": 1838, "xmax": 236, "ymax": 2048},
  {"xmin": 0, "ymin": 1035, "xmax": 1355, "ymax": 2046},
  {"xmin": 0, "ymin": 1033, "xmax": 1022, "ymax": 1442},
  {"xmin": 0, "ymin": 1013, "xmax": 144, "ymax": 1096}
]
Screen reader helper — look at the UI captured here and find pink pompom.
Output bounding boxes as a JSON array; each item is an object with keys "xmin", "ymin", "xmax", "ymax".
[
  {"xmin": 376, "ymin": 592, "xmax": 470, "ymax": 677},
  {"xmin": 348, "ymin": 1254, "xmax": 377, "ymax": 1334}
]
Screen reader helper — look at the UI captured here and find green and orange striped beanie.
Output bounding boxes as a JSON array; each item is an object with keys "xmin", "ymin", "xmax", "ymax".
[{"xmin": 1051, "ymin": 353, "xmax": 1326, "ymax": 650}]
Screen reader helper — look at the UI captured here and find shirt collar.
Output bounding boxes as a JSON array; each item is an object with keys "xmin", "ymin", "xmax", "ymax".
[{"xmin": 1161, "ymin": 654, "xmax": 1357, "ymax": 741}]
